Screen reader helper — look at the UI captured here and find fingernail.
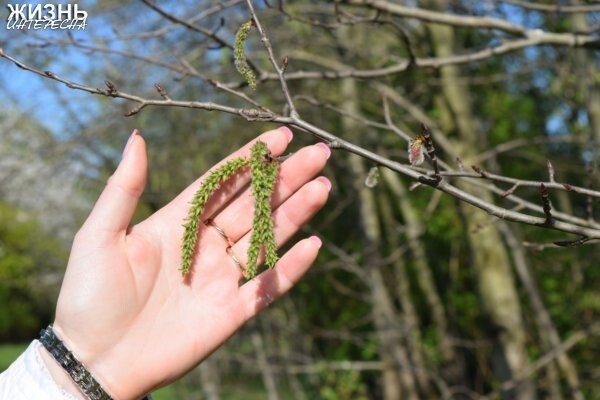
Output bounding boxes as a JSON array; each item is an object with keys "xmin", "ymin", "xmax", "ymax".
[
  {"xmin": 316, "ymin": 176, "xmax": 332, "ymax": 191},
  {"xmin": 280, "ymin": 126, "xmax": 293, "ymax": 143},
  {"xmin": 122, "ymin": 129, "xmax": 139, "ymax": 158},
  {"xmin": 315, "ymin": 142, "xmax": 331, "ymax": 159},
  {"xmin": 310, "ymin": 235, "xmax": 322, "ymax": 248}
]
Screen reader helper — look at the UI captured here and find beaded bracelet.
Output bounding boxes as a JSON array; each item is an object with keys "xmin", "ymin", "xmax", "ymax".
[{"xmin": 40, "ymin": 325, "xmax": 152, "ymax": 400}]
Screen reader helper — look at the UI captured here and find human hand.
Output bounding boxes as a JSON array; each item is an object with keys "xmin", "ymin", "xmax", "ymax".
[{"xmin": 44, "ymin": 127, "xmax": 331, "ymax": 399}]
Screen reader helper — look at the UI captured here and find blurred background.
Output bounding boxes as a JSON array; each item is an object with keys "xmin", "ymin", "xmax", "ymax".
[{"xmin": 1, "ymin": 1, "xmax": 599, "ymax": 398}]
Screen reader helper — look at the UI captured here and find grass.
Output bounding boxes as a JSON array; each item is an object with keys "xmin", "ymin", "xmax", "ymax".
[
  {"xmin": 0, "ymin": 343, "xmax": 285, "ymax": 399},
  {"xmin": 152, "ymin": 386, "xmax": 178, "ymax": 399},
  {"xmin": 152, "ymin": 384, "xmax": 287, "ymax": 400},
  {"xmin": 0, "ymin": 342, "xmax": 29, "ymax": 372},
  {"xmin": 0, "ymin": 342, "xmax": 180, "ymax": 398},
  {"xmin": 0, "ymin": 342, "xmax": 181, "ymax": 397}
]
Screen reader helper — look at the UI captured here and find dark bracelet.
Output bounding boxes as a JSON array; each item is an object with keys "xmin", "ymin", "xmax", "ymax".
[{"xmin": 39, "ymin": 325, "xmax": 152, "ymax": 400}]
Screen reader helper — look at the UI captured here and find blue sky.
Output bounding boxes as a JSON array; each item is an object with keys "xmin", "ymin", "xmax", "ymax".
[
  {"xmin": 0, "ymin": 1, "xmax": 186, "ymax": 136},
  {"xmin": 1, "ymin": 1, "xmax": 598, "ymax": 143},
  {"xmin": 1, "ymin": 0, "xmax": 111, "ymax": 137}
]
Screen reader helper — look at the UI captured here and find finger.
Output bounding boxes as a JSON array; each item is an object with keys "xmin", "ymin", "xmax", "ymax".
[
  {"xmin": 167, "ymin": 126, "xmax": 293, "ymax": 220},
  {"xmin": 140, "ymin": 126, "xmax": 293, "ymax": 276},
  {"xmin": 212, "ymin": 143, "xmax": 330, "ymax": 242},
  {"xmin": 82, "ymin": 130, "xmax": 147, "ymax": 239},
  {"xmin": 238, "ymin": 236, "xmax": 322, "ymax": 319},
  {"xmin": 229, "ymin": 177, "xmax": 331, "ymax": 277}
]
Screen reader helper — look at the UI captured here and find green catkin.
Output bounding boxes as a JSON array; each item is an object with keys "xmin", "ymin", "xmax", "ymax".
[
  {"xmin": 181, "ymin": 141, "xmax": 281, "ymax": 277},
  {"xmin": 365, "ymin": 166, "xmax": 379, "ymax": 188},
  {"xmin": 246, "ymin": 141, "xmax": 279, "ymax": 279},
  {"xmin": 181, "ymin": 157, "xmax": 249, "ymax": 275},
  {"xmin": 234, "ymin": 21, "xmax": 257, "ymax": 90}
]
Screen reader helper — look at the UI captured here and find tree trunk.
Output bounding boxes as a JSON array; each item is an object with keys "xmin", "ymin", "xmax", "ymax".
[
  {"xmin": 279, "ymin": 298, "xmax": 308, "ymax": 400},
  {"xmin": 252, "ymin": 328, "xmax": 280, "ymax": 400},
  {"xmin": 376, "ymin": 178, "xmax": 432, "ymax": 395},
  {"xmin": 498, "ymin": 222, "xmax": 582, "ymax": 399},
  {"xmin": 381, "ymin": 167, "xmax": 465, "ymax": 386},
  {"xmin": 571, "ymin": 7, "xmax": 600, "ymax": 143},
  {"xmin": 427, "ymin": 7, "xmax": 534, "ymax": 398},
  {"xmin": 198, "ymin": 358, "xmax": 221, "ymax": 400},
  {"xmin": 341, "ymin": 75, "xmax": 417, "ymax": 400}
]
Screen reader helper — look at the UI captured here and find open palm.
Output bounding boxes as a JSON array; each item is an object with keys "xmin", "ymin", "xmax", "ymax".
[{"xmin": 52, "ymin": 127, "xmax": 330, "ymax": 399}]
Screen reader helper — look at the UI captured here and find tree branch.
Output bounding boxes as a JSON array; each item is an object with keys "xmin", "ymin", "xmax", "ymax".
[
  {"xmin": 245, "ymin": 0, "xmax": 299, "ymax": 117},
  {"xmin": 2, "ymin": 47, "xmax": 600, "ymax": 242}
]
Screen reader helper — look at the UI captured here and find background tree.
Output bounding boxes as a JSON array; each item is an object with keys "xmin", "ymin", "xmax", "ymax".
[{"xmin": 1, "ymin": 1, "xmax": 600, "ymax": 398}]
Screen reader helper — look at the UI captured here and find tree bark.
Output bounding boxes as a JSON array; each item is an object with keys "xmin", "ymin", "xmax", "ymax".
[
  {"xmin": 571, "ymin": 7, "xmax": 600, "ymax": 143},
  {"xmin": 376, "ymin": 179, "xmax": 432, "ymax": 394},
  {"xmin": 252, "ymin": 328, "xmax": 280, "ymax": 400},
  {"xmin": 341, "ymin": 74, "xmax": 417, "ymax": 399},
  {"xmin": 427, "ymin": 6, "xmax": 534, "ymax": 398},
  {"xmin": 498, "ymin": 222, "xmax": 582, "ymax": 399},
  {"xmin": 381, "ymin": 168, "xmax": 465, "ymax": 386},
  {"xmin": 198, "ymin": 358, "xmax": 221, "ymax": 400}
]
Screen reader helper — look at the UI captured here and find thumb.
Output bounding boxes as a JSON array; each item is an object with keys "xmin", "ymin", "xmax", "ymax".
[{"xmin": 83, "ymin": 130, "xmax": 148, "ymax": 239}]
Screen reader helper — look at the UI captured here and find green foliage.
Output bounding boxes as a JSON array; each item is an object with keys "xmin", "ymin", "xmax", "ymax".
[
  {"xmin": 6, "ymin": 2, "xmax": 600, "ymax": 396},
  {"xmin": 181, "ymin": 141, "xmax": 279, "ymax": 278},
  {"xmin": 319, "ymin": 369, "xmax": 368, "ymax": 400},
  {"xmin": 234, "ymin": 20, "xmax": 257, "ymax": 90},
  {"xmin": 246, "ymin": 141, "xmax": 280, "ymax": 278},
  {"xmin": 181, "ymin": 157, "xmax": 249, "ymax": 275},
  {"xmin": 0, "ymin": 343, "xmax": 28, "ymax": 372},
  {"xmin": 153, "ymin": 371, "xmax": 299, "ymax": 400},
  {"xmin": 0, "ymin": 202, "xmax": 67, "ymax": 340}
]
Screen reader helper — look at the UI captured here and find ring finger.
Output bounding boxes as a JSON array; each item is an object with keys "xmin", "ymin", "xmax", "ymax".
[{"xmin": 225, "ymin": 176, "xmax": 331, "ymax": 279}]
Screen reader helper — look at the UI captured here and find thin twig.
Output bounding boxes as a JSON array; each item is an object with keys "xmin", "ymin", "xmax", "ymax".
[
  {"xmin": 245, "ymin": 0, "xmax": 299, "ymax": 117},
  {"xmin": 154, "ymin": 83, "xmax": 171, "ymax": 100},
  {"xmin": 141, "ymin": 0, "xmax": 232, "ymax": 50},
  {"xmin": 500, "ymin": 0, "xmax": 600, "ymax": 13},
  {"xmin": 259, "ymin": 34, "xmax": 600, "ymax": 83},
  {"xmin": 382, "ymin": 95, "xmax": 412, "ymax": 141},
  {"xmin": 523, "ymin": 237, "xmax": 596, "ymax": 250},
  {"xmin": 345, "ymin": 0, "xmax": 600, "ymax": 41},
  {"xmin": 94, "ymin": 0, "xmax": 244, "ymax": 43},
  {"xmin": 547, "ymin": 160, "xmax": 555, "ymax": 183},
  {"xmin": 467, "ymin": 178, "xmax": 600, "ymax": 230},
  {"xmin": 501, "ymin": 182, "xmax": 520, "ymax": 198},
  {"xmin": 482, "ymin": 322, "xmax": 600, "ymax": 398},
  {"xmin": 296, "ymin": 94, "xmax": 392, "ymax": 133},
  {"xmin": 421, "ymin": 124, "xmax": 441, "ymax": 182},
  {"xmin": 439, "ymin": 167, "xmax": 600, "ymax": 200},
  {"xmin": 539, "ymin": 184, "xmax": 553, "ymax": 225},
  {"xmin": 3, "ymin": 48, "xmax": 600, "ymax": 242},
  {"xmin": 586, "ymin": 162, "xmax": 595, "ymax": 223}
]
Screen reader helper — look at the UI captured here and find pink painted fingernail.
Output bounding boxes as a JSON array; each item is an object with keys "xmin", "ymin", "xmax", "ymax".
[
  {"xmin": 316, "ymin": 176, "xmax": 332, "ymax": 191},
  {"xmin": 310, "ymin": 236, "xmax": 322, "ymax": 248},
  {"xmin": 122, "ymin": 129, "xmax": 139, "ymax": 158},
  {"xmin": 315, "ymin": 142, "xmax": 331, "ymax": 159},
  {"xmin": 280, "ymin": 126, "xmax": 293, "ymax": 143}
]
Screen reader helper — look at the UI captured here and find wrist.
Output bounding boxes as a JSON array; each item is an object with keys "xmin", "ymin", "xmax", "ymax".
[
  {"xmin": 39, "ymin": 325, "xmax": 154, "ymax": 400},
  {"xmin": 39, "ymin": 325, "xmax": 119, "ymax": 400},
  {"xmin": 38, "ymin": 343, "xmax": 87, "ymax": 400}
]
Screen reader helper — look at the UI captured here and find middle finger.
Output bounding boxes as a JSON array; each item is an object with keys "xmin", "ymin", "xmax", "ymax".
[{"xmin": 210, "ymin": 143, "xmax": 330, "ymax": 243}]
